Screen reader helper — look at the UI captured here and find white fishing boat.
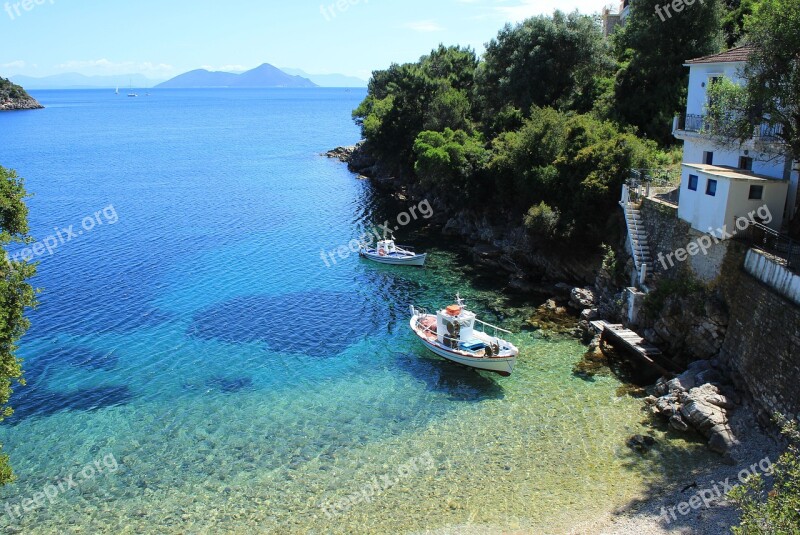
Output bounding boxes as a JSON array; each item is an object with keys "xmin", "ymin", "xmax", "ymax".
[
  {"xmin": 410, "ymin": 296, "xmax": 519, "ymax": 376},
  {"xmin": 359, "ymin": 235, "xmax": 427, "ymax": 266}
]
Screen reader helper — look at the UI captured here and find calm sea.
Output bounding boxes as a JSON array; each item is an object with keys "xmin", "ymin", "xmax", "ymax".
[{"xmin": 0, "ymin": 89, "xmax": 714, "ymax": 534}]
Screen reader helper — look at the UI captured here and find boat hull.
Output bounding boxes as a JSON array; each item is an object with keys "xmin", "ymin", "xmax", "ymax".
[
  {"xmin": 360, "ymin": 251, "xmax": 427, "ymax": 266},
  {"xmin": 409, "ymin": 316, "xmax": 517, "ymax": 376}
]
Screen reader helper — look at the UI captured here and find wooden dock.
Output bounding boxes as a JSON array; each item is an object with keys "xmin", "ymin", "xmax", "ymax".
[{"xmin": 590, "ymin": 320, "xmax": 677, "ymax": 377}]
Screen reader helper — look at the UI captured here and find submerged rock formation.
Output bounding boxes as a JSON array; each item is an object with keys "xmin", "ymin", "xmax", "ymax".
[{"xmin": 646, "ymin": 360, "xmax": 738, "ymax": 455}]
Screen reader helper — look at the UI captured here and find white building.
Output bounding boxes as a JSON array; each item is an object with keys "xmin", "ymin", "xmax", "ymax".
[{"xmin": 673, "ymin": 46, "xmax": 799, "ymax": 237}]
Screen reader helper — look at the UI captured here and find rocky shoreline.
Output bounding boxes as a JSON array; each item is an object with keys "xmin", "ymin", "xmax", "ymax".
[
  {"xmin": 328, "ymin": 143, "xmax": 756, "ymax": 458},
  {"xmin": 324, "ymin": 142, "xmax": 783, "ymax": 532},
  {"xmin": 325, "ymin": 144, "xmax": 601, "ymax": 292},
  {"xmin": 0, "ymin": 96, "xmax": 44, "ymax": 111}
]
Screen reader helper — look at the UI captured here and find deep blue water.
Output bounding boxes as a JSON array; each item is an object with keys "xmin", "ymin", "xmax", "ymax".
[{"xmin": 0, "ymin": 89, "xmax": 678, "ymax": 533}]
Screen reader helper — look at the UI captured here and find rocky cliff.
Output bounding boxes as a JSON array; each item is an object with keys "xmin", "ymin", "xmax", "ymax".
[
  {"xmin": 326, "ymin": 143, "xmax": 603, "ymax": 292},
  {"xmin": 0, "ymin": 77, "xmax": 43, "ymax": 111}
]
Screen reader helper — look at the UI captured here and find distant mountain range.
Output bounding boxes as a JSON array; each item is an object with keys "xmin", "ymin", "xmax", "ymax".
[
  {"xmin": 10, "ymin": 73, "xmax": 160, "ymax": 90},
  {"xmin": 157, "ymin": 64, "xmax": 316, "ymax": 89},
  {"xmin": 280, "ymin": 68, "xmax": 367, "ymax": 88},
  {"xmin": 7, "ymin": 64, "xmax": 367, "ymax": 90}
]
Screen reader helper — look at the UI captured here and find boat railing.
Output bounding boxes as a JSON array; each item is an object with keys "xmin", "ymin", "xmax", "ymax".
[{"xmin": 473, "ymin": 318, "xmax": 512, "ymax": 338}]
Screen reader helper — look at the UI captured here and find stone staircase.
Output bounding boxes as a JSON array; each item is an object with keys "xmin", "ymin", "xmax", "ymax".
[{"xmin": 624, "ymin": 203, "xmax": 653, "ymax": 285}]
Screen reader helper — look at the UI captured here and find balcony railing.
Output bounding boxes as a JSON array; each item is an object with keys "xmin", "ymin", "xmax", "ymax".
[
  {"xmin": 734, "ymin": 221, "xmax": 799, "ymax": 273},
  {"xmin": 674, "ymin": 113, "xmax": 785, "ymax": 140}
]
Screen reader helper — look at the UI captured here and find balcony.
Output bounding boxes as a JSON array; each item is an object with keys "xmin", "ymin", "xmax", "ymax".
[{"xmin": 673, "ymin": 113, "xmax": 785, "ymax": 141}]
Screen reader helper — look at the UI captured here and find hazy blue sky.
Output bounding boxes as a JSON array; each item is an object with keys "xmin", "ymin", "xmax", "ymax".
[{"xmin": 1, "ymin": 0, "xmax": 603, "ymax": 80}]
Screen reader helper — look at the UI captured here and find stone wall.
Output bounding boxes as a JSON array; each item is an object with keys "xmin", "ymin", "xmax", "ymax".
[
  {"xmin": 639, "ymin": 197, "xmax": 734, "ymax": 284},
  {"xmin": 719, "ymin": 266, "xmax": 800, "ymax": 420},
  {"xmin": 638, "ymin": 196, "xmax": 800, "ymax": 420}
]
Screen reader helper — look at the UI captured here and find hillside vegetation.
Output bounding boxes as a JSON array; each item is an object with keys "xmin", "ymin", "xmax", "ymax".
[{"xmin": 352, "ymin": 2, "xmax": 742, "ymax": 247}]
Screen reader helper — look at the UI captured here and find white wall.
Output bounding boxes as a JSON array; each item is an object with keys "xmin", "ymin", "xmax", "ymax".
[
  {"xmin": 686, "ymin": 63, "xmax": 742, "ymax": 118},
  {"xmin": 744, "ymin": 249, "xmax": 800, "ymax": 305},
  {"xmin": 724, "ymin": 179, "xmax": 788, "ymax": 232},
  {"xmin": 678, "ymin": 169, "xmax": 731, "ymax": 235},
  {"xmin": 682, "ymin": 139, "xmax": 787, "ymax": 179}
]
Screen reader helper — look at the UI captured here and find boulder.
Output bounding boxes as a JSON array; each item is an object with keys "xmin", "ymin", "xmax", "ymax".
[{"xmin": 570, "ymin": 288, "xmax": 596, "ymax": 310}]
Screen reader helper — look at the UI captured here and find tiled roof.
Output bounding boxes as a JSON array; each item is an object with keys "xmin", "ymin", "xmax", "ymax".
[{"xmin": 686, "ymin": 45, "xmax": 754, "ymax": 65}]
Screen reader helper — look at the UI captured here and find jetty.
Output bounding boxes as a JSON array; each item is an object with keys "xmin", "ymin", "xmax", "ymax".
[{"xmin": 590, "ymin": 320, "xmax": 678, "ymax": 377}]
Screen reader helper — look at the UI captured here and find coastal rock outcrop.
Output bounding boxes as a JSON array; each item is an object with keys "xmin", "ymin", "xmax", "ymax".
[
  {"xmin": 0, "ymin": 96, "xmax": 43, "ymax": 111},
  {"xmin": 0, "ymin": 77, "xmax": 43, "ymax": 111},
  {"xmin": 646, "ymin": 360, "xmax": 738, "ymax": 454}
]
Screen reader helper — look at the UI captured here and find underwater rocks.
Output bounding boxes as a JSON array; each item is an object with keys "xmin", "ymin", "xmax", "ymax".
[
  {"xmin": 646, "ymin": 360, "xmax": 738, "ymax": 455},
  {"xmin": 207, "ymin": 376, "xmax": 254, "ymax": 393},
  {"xmin": 527, "ymin": 299, "xmax": 582, "ymax": 337},
  {"xmin": 627, "ymin": 434, "xmax": 657, "ymax": 454}
]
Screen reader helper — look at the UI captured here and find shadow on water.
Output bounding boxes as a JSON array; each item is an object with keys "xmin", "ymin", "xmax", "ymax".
[
  {"xmin": 26, "ymin": 346, "xmax": 120, "ymax": 374},
  {"xmin": 394, "ymin": 352, "xmax": 505, "ymax": 402},
  {"xmin": 4, "ymin": 346, "xmax": 131, "ymax": 425},
  {"xmin": 5, "ymin": 385, "xmax": 132, "ymax": 425},
  {"xmin": 205, "ymin": 376, "xmax": 254, "ymax": 394},
  {"xmin": 188, "ymin": 290, "xmax": 389, "ymax": 357}
]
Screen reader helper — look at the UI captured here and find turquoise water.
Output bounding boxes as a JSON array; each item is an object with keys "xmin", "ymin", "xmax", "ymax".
[{"xmin": 0, "ymin": 90, "xmax": 715, "ymax": 533}]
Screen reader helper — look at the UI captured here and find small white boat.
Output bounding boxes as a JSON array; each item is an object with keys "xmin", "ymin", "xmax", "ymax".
[
  {"xmin": 410, "ymin": 296, "xmax": 519, "ymax": 376},
  {"xmin": 360, "ymin": 236, "xmax": 427, "ymax": 266}
]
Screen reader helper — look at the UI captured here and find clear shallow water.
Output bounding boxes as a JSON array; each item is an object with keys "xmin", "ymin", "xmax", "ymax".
[{"xmin": 0, "ymin": 89, "xmax": 716, "ymax": 533}]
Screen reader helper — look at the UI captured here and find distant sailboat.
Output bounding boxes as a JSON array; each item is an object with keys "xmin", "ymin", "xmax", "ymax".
[
  {"xmin": 127, "ymin": 80, "xmax": 138, "ymax": 98},
  {"xmin": 115, "ymin": 86, "xmax": 119, "ymax": 95}
]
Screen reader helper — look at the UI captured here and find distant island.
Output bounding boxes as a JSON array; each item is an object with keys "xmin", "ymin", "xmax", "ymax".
[
  {"xmin": 280, "ymin": 68, "xmax": 367, "ymax": 88},
  {"xmin": 157, "ymin": 63, "xmax": 317, "ymax": 89},
  {"xmin": 0, "ymin": 77, "xmax": 43, "ymax": 111}
]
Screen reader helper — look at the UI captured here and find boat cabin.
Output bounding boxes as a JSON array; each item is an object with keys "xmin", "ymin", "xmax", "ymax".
[
  {"xmin": 436, "ymin": 305, "xmax": 480, "ymax": 350},
  {"xmin": 376, "ymin": 240, "xmax": 397, "ymax": 256}
]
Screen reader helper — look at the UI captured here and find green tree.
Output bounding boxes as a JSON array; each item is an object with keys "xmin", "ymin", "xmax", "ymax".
[
  {"xmin": 488, "ymin": 108, "xmax": 657, "ymax": 241},
  {"xmin": 475, "ymin": 11, "xmax": 613, "ymax": 132},
  {"xmin": 730, "ymin": 415, "xmax": 800, "ymax": 534},
  {"xmin": 413, "ymin": 128, "xmax": 489, "ymax": 201},
  {"xmin": 704, "ymin": 0, "xmax": 800, "ymax": 231},
  {"xmin": 705, "ymin": 0, "xmax": 800, "ymax": 161},
  {"xmin": 353, "ymin": 46, "xmax": 479, "ymax": 169},
  {"xmin": 0, "ymin": 165, "xmax": 37, "ymax": 486},
  {"xmin": 722, "ymin": 0, "xmax": 762, "ymax": 48},
  {"xmin": 612, "ymin": 0, "xmax": 723, "ymax": 144}
]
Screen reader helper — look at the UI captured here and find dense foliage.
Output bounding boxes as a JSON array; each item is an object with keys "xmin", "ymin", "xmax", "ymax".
[
  {"xmin": 0, "ymin": 165, "xmax": 37, "ymax": 485},
  {"xmin": 0, "ymin": 77, "xmax": 31, "ymax": 101},
  {"xmin": 706, "ymin": 0, "xmax": 800, "ymax": 162},
  {"xmin": 722, "ymin": 0, "xmax": 763, "ymax": 48},
  {"xmin": 354, "ymin": 4, "xmax": 764, "ymax": 247},
  {"xmin": 730, "ymin": 415, "xmax": 800, "ymax": 534},
  {"xmin": 475, "ymin": 12, "xmax": 614, "ymax": 132},
  {"xmin": 611, "ymin": 0, "xmax": 723, "ymax": 144}
]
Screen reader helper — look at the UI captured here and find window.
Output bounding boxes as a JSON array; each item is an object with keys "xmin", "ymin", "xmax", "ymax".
[
  {"xmin": 739, "ymin": 156, "xmax": 754, "ymax": 171},
  {"xmin": 706, "ymin": 179, "xmax": 718, "ymax": 197},
  {"xmin": 703, "ymin": 151, "xmax": 714, "ymax": 165},
  {"xmin": 688, "ymin": 175, "xmax": 699, "ymax": 191},
  {"xmin": 749, "ymin": 185, "xmax": 764, "ymax": 200}
]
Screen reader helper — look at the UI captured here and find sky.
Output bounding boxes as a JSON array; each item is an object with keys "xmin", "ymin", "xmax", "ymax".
[{"xmin": 0, "ymin": 0, "xmax": 604, "ymax": 81}]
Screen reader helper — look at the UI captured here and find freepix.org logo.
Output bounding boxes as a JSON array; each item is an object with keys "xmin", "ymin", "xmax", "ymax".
[{"xmin": 4, "ymin": 0, "xmax": 55, "ymax": 21}]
